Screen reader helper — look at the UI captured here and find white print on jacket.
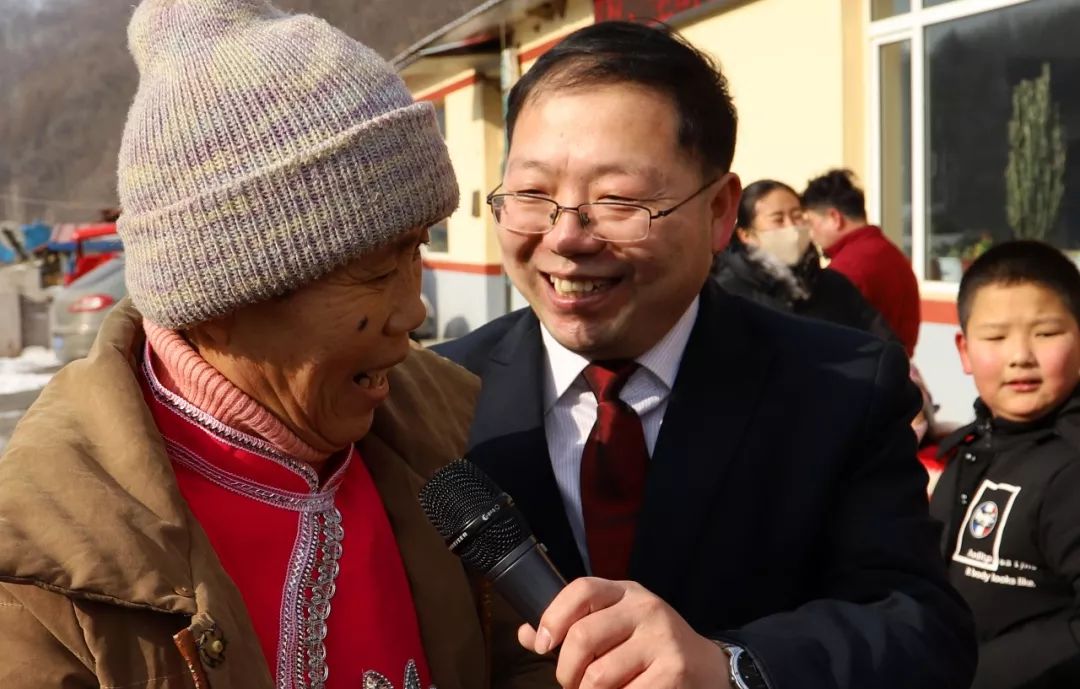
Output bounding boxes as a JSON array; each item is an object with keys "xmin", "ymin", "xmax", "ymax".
[{"xmin": 952, "ymin": 479, "xmax": 1022, "ymax": 572}]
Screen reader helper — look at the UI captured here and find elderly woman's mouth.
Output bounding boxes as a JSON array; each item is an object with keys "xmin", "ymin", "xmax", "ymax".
[{"xmin": 353, "ymin": 370, "xmax": 389, "ymax": 389}]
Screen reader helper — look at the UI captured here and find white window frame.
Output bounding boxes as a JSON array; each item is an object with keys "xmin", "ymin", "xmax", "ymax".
[{"xmin": 867, "ymin": 0, "xmax": 1037, "ymax": 298}]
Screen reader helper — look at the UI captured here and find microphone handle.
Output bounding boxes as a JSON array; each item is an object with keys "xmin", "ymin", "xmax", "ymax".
[{"xmin": 489, "ymin": 537, "xmax": 567, "ymax": 629}]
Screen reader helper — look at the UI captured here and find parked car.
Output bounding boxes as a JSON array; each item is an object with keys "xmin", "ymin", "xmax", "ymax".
[
  {"xmin": 50, "ymin": 255, "xmax": 126, "ymax": 363},
  {"xmin": 64, "ymin": 224, "xmax": 122, "ymax": 285}
]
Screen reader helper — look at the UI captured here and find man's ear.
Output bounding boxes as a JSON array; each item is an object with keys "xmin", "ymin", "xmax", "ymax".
[
  {"xmin": 955, "ymin": 330, "xmax": 974, "ymax": 375},
  {"xmin": 711, "ymin": 172, "xmax": 742, "ymax": 253},
  {"xmin": 829, "ymin": 207, "xmax": 845, "ymax": 231}
]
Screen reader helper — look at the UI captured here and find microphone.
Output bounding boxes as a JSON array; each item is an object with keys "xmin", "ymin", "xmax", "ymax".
[{"xmin": 419, "ymin": 459, "xmax": 567, "ymax": 628}]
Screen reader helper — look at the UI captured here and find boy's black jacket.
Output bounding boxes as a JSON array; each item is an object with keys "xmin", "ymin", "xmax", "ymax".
[{"xmin": 931, "ymin": 388, "xmax": 1080, "ymax": 689}]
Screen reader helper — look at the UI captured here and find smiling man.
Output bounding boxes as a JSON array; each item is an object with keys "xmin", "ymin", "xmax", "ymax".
[{"xmin": 435, "ymin": 20, "xmax": 975, "ymax": 689}]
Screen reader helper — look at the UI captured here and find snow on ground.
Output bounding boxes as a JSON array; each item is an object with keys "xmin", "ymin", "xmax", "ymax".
[{"xmin": 0, "ymin": 346, "xmax": 59, "ymax": 395}]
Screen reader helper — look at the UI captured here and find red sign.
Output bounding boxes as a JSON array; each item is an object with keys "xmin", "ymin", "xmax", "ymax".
[{"xmin": 593, "ymin": 0, "xmax": 709, "ymax": 22}]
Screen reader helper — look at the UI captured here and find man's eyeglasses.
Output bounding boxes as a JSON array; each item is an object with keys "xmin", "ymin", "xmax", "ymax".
[{"xmin": 486, "ymin": 178, "xmax": 719, "ymax": 243}]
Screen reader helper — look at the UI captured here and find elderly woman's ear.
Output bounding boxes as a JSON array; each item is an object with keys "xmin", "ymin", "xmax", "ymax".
[{"xmin": 184, "ymin": 315, "xmax": 233, "ymax": 352}]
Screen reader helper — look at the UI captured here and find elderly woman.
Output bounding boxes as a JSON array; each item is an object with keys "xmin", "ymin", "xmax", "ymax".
[{"xmin": 0, "ymin": 2, "xmax": 552, "ymax": 689}]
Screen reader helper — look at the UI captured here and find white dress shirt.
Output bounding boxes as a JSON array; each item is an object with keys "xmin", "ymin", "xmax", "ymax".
[{"xmin": 540, "ymin": 297, "xmax": 700, "ymax": 572}]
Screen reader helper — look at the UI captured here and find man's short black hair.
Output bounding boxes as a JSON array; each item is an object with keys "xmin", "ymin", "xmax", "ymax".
[
  {"xmin": 958, "ymin": 240, "xmax": 1080, "ymax": 331},
  {"xmin": 506, "ymin": 21, "xmax": 737, "ymax": 174},
  {"xmin": 801, "ymin": 169, "xmax": 867, "ymax": 220}
]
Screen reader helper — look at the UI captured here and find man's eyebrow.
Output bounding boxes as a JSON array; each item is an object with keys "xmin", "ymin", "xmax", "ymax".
[
  {"xmin": 589, "ymin": 163, "xmax": 664, "ymax": 186},
  {"xmin": 506, "ymin": 160, "xmax": 664, "ymax": 187},
  {"xmin": 506, "ymin": 159, "xmax": 554, "ymax": 175}
]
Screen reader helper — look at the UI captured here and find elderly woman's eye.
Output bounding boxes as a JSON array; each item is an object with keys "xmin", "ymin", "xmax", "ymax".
[{"xmin": 368, "ymin": 267, "xmax": 396, "ymax": 283}]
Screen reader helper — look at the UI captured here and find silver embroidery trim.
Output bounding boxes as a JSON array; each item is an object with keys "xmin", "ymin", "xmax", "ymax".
[
  {"xmin": 165, "ymin": 440, "xmax": 336, "ymax": 513},
  {"xmin": 141, "ymin": 341, "xmax": 353, "ymax": 491},
  {"xmin": 140, "ymin": 345, "xmax": 349, "ymax": 688},
  {"xmin": 363, "ymin": 659, "xmax": 434, "ymax": 689},
  {"xmin": 276, "ymin": 507, "xmax": 344, "ymax": 689}
]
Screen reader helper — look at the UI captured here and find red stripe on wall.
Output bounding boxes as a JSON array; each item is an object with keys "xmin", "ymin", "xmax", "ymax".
[
  {"xmin": 922, "ymin": 299, "xmax": 958, "ymax": 326},
  {"xmin": 416, "ymin": 73, "xmax": 478, "ymax": 102},
  {"xmin": 519, "ymin": 36, "xmax": 567, "ymax": 64},
  {"xmin": 423, "ymin": 259, "xmax": 503, "ymax": 276}
]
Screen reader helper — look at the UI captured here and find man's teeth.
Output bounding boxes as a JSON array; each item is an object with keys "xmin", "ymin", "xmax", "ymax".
[
  {"xmin": 550, "ymin": 276, "xmax": 612, "ymax": 295},
  {"xmin": 354, "ymin": 371, "xmax": 387, "ymax": 388}
]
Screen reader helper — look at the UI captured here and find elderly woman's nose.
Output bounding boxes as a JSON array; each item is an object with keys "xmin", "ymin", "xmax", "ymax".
[{"xmin": 387, "ymin": 290, "xmax": 427, "ymax": 336}]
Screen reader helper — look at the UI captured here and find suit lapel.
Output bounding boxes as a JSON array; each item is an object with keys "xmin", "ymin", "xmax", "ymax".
[
  {"xmin": 466, "ymin": 312, "xmax": 587, "ymax": 581},
  {"xmin": 630, "ymin": 283, "xmax": 776, "ymax": 604}
]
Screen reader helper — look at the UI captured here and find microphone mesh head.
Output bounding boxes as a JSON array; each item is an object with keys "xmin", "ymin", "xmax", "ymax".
[{"xmin": 419, "ymin": 459, "xmax": 529, "ymax": 573}]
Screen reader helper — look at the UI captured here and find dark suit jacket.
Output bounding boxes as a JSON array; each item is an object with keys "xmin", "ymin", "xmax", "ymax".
[{"xmin": 433, "ymin": 280, "xmax": 976, "ymax": 689}]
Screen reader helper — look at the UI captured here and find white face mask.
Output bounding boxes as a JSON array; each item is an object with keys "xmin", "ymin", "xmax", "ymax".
[{"xmin": 754, "ymin": 225, "xmax": 812, "ymax": 266}]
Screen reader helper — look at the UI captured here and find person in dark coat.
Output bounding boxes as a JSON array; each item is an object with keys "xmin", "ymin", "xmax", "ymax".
[
  {"xmin": 712, "ymin": 179, "xmax": 894, "ymax": 341},
  {"xmin": 930, "ymin": 241, "xmax": 1080, "ymax": 689}
]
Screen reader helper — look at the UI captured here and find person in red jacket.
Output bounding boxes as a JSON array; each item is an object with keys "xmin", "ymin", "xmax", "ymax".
[{"xmin": 802, "ymin": 169, "xmax": 921, "ymax": 357}]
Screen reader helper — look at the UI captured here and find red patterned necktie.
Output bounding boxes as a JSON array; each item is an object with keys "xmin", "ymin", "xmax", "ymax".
[{"xmin": 579, "ymin": 360, "xmax": 649, "ymax": 580}]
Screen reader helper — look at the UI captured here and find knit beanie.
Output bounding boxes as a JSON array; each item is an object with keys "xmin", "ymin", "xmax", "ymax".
[{"xmin": 116, "ymin": 0, "xmax": 458, "ymax": 329}]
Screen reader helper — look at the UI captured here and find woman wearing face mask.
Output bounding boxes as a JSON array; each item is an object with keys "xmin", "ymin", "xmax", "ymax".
[{"xmin": 712, "ymin": 179, "xmax": 894, "ymax": 339}]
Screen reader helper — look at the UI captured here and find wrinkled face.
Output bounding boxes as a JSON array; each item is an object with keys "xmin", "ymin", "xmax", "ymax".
[
  {"xmin": 957, "ymin": 282, "xmax": 1080, "ymax": 423},
  {"xmin": 500, "ymin": 83, "xmax": 740, "ymax": 359},
  {"xmin": 803, "ymin": 207, "xmax": 843, "ymax": 250},
  {"xmin": 193, "ymin": 228, "xmax": 429, "ymax": 452}
]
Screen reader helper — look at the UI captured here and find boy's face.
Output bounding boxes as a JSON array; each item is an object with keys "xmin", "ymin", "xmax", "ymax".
[{"xmin": 956, "ymin": 281, "xmax": 1080, "ymax": 423}]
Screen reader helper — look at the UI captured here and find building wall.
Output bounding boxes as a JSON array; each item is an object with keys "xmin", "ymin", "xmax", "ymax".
[
  {"xmin": 517, "ymin": 0, "xmax": 596, "ymax": 71},
  {"xmin": 421, "ymin": 266, "xmax": 506, "ymax": 339},
  {"xmin": 676, "ymin": 0, "xmax": 859, "ymax": 190},
  {"xmin": 916, "ymin": 321, "xmax": 977, "ymax": 429}
]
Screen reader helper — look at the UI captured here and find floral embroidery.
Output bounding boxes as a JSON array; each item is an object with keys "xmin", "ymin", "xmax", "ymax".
[{"xmin": 363, "ymin": 659, "xmax": 433, "ymax": 689}]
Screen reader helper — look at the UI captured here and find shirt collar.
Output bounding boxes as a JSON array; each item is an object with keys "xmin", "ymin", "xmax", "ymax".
[{"xmin": 540, "ymin": 296, "xmax": 700, "ymax": 411}]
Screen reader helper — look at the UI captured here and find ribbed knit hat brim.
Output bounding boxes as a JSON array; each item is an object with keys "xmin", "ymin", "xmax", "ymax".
[
  {"xmin": 117, "ymin": 0, "xmax": 458, "ymax": 329},
  {"xmin": 121, "ymin": 102, "xmax": 456, "ymax": 329}
]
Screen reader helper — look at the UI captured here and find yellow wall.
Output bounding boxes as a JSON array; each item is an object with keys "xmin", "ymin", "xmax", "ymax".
[
  {"xmin": 411, "ymin": 0, "xmax": 596, "ymax": 266},
  {"xmin": 431, "ymin": 75, "xmax": 505, "ymax": 264},
  {"xmin": 677, "ymin": 0, "xmax": 859, "ymax": 193},
  {"xmin": 841, "ymin": 0, "xmax": 867, "ymax": 185}
]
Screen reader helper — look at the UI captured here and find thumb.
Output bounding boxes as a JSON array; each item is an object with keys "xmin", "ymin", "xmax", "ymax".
[{"xmin": 518, "ymin": 622, "xmax": 537, "ymax": 650}]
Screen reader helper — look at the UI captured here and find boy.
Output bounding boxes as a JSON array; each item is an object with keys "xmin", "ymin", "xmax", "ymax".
[{"xmin": 931, "ymin": 240, "xmax": 1080, "ymax": 689}]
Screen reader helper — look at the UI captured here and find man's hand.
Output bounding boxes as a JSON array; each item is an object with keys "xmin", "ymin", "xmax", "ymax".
[{"xmin": 518, "ymin": 577, "xmax": 732, "ymax": 689}]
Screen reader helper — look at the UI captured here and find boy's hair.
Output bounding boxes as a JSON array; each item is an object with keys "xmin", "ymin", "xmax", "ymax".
[
  {"xmin": 958, "ymin": 240, "xmax": 1080, "ymax": 331},
  {"xmin": 505, "ymin": 21, "xmax": 737, "ymax": 174},
  {"xmin": 801, "ymin": 169, "xmax": 867, "ymax": 220}
]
